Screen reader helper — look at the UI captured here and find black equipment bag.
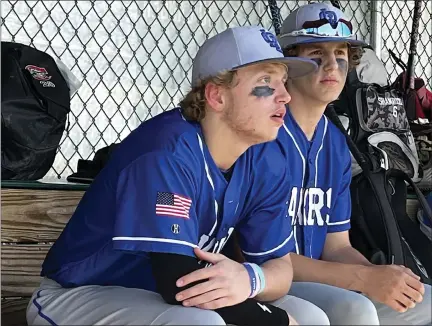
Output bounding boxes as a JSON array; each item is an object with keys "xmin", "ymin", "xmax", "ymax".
[
  {"xmin": 328, "ymin": 0, "xmax": 422, "ymax": 182},
  {"xmin": 332, "ymin": 66, "xmax": 422, "ymax": 182},
  {"xmin": 326, "ymin": 105, "xmax": 432, "ymax": 285},
  {"xmin": 1, "ymin": 41, "xmax": 71, "ymax": 180},
  {"xmin": 67, "ymin": 143, "xmax": 119, "ymax": 184}
]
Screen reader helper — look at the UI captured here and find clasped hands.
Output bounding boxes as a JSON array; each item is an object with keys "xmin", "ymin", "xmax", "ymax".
[{"xmin": 175, "ymin": 247, "xmax": 251, "ymax": 310}]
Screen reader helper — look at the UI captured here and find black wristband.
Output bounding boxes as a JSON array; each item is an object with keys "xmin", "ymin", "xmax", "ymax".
[{"xmin": 215, "ymin": 298, "xmax": 289, "ymax": 326}]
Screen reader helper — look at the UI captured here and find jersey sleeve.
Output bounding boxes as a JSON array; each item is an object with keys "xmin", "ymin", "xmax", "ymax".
[
  {"xmin": 236, "ymin": 147, "xmax": 294, "ymax": 265},
  {"xmin": 112, "ymin": 151, "xmax": 199, "ymax": 257},
  {"xmin": 327, "ymin": 145, "xmax": 352, "ymax": 233}
]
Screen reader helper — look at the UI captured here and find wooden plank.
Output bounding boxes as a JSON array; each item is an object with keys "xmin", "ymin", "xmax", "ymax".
[
  {"xmin": 1, "ymin": 298, "xmax": 29, "ymax": 326},
  {"xmin": 1, "ymin": 188, "xmax": 84, "ymax": 243},
  {"xmin": 1, "ymin": 244, "xmax": 49, "ymax": 297}
]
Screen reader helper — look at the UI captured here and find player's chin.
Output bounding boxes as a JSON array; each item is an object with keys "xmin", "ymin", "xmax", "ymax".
[
  {"xmin": 258, "ymin": 127, "xmax": 280, "ymax": 143},
  {"xmin": 318, "ymin": 88, "xmax": 343, "ymax": 103}
]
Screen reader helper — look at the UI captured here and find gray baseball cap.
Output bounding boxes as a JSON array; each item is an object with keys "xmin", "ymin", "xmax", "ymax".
[
  {"xmin": 191, "ymin": 26, "xmax": 318, "ymax": 87},
  {"xmin": 278, "ymin": 2, "xmax": 368, "ymax": 49}
]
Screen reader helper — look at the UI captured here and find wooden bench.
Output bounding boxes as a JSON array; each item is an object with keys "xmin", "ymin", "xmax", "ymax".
[
  {"xmin": 1, "ymin": 179, "xmax": 87, "ymax": 326},
  {"xmin": 0, "ymin": 178, "xmax": 422, "ymax": 326}
]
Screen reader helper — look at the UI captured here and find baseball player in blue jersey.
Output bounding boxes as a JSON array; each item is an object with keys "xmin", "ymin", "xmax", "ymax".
[
  {"xmin": 26, "ymin": 26, "xmax": 324, "ymax": 326},
  {"xmin": 274, "ymin": 3, "xmax": 432, "ymax": 325}
]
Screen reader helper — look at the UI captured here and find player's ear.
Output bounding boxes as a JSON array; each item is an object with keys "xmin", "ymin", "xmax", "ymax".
[{"xmin": 204, "ymin": 82, "xmax": 225, "ymax": 113}]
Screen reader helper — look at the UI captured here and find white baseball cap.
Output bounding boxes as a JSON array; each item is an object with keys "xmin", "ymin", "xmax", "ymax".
[
  {"xmin": 278, "ymin": 2, "xmax": 368, "ymax": 49},
  {"xmin": 191, "ymin": 25, "xmax": 318, "ymax": 87}
]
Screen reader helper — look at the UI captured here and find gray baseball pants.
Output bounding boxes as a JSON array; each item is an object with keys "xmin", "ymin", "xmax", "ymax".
[
  {"xmin": 27, "ymin": 278, "xmax": 330, "ymax": 325},
  {"xmin": 288, "ymin": 281, "xmax": 432, "ymax": 325}
]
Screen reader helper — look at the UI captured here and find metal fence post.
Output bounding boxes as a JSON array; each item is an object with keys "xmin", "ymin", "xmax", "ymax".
[{"xmin": 370, "ymin": 0, "xmax": 383, "ymax": 59}]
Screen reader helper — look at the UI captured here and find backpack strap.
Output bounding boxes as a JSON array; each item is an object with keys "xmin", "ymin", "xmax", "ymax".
[
  {"xmin": 325, "ymin": 104, "xmax": 370, "ymax": 171},
  {"xmin": 387, "ymin": 168, "xmax": 432, "ymax": 224},
  {"xmin": 326, "ymin": 104, "xmax": 406, "ymax": 264},
  {"xmin": 350, "ymin": 181, "xmax": 387, "ymax": 264}
]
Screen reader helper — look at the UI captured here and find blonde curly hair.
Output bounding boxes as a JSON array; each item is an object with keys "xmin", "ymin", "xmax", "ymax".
[{"xmin": 179, "ymin": 71, "xmax": 238, "ymax": 122}]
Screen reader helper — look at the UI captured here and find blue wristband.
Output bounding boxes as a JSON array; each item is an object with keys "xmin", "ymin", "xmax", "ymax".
[
  {"xmin": 251, "ymin": 263, "xmax": 266, "ymax": 294},
  {"xmin": 243, "ymin": 263, "xmax": 258, "ymax": 297}
]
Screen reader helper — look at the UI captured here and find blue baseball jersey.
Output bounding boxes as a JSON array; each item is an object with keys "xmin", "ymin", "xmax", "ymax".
[
  {"xmin": 41, "ymin": 108, "xmax": 294, "ymax": 291},
  {"xmin": 277, "ymin": 109, "xmax": 352, "ymax": 259}
]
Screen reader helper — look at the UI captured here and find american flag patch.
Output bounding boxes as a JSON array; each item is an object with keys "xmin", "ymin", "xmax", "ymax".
[{"xmin": 155, "ymin": 191, "xmax": 192, "ymax": 219}]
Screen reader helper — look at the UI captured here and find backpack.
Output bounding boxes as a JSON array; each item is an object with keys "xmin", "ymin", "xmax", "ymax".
[
  {"xmin": 332, "ymin": 47, "xmax": 422, "ymax": 182},
  {"xmin": 326, "ymin": 105, "xmax": 432, "ymax": 285},
  {"xmin": 389, "ymin": 49, "xmax": 432, "ymax": 123},
  {"xmin": 388, "ymin": 49, "xmax": 432, "ymax": 173},
  {"xmin": 1, "ymin": 41, "xmax": 71, "ymax": 180}
]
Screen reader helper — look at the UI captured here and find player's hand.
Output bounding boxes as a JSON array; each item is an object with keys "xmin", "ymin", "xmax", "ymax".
[
  {"xmin": 361, "ymin": 264, "xmax": 425, "ymax": 312},
  {"xmin": 175, "ymin": 247, "xmax": 251, "ymax": 310}
]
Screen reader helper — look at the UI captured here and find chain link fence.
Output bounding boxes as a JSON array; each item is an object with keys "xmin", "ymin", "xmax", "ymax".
[
  {"xmin": 1, "ymin": 0, "xmax": 431, "ymax": 179},
  {"xmin": 380, "ymin": 1, "xmax": 431, "ymax": 89}
]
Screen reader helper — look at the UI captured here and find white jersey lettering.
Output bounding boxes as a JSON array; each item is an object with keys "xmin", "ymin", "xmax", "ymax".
[
  {"xmin": 288, "ymin": 187, "xmax": 332, "ymax": 226},
  {"xmin": 198, "ymin": 227, "xmax": 234, "ymax": 253}
]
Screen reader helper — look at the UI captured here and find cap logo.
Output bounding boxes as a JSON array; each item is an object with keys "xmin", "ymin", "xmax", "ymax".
[
  {"xmin": 319, "ymin": 8, "xmax": 338, "ymax": 27},
  {"xmin": 25, "ymin": 65, "xmax": 52, "ymax": 81},
  {"xmin": 260, "ymin": 29, "xmax": 282, "ymax": 53}
]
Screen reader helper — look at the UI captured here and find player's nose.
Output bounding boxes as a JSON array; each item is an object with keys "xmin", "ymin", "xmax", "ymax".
[
  {"xmin": 276, "ymin": 84, "xmax": 291, "ymax": 105},
  {"xmin": 323, "ymin": 55, "xmax": 339, "ymax": 72}
]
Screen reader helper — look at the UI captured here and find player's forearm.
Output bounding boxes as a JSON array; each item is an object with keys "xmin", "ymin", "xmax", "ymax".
[
  {"xmin": 254, "ymin": 254, "xmax": 293, "ymax": 302},
  {"xmin": 150, "ymin": 253, "xmax": 290, "ymax": 326},
  {"xmin": 322, "ymin": 245, "xmax": 373, "ymax": 266},
  {"xmin": 290, "ymin": 253, "xmax": 371, "ymax": 293}
]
